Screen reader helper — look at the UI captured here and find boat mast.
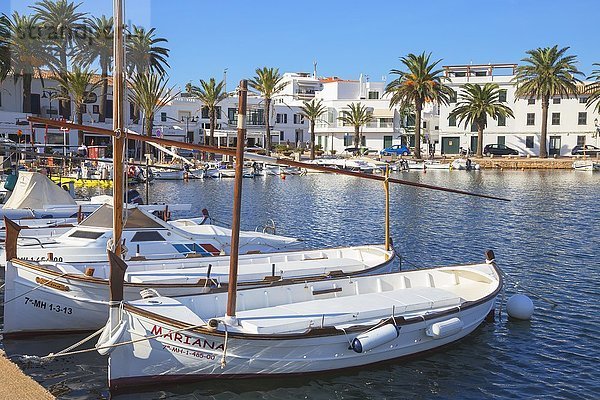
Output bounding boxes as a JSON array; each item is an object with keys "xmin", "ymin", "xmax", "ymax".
[
  {"xmin": 112, "ymin": 0, "xmax": 125, "ymax": 256},
  {"xmin": 225, "ymin": 80, "xmax": 248, "ymax": 321}
]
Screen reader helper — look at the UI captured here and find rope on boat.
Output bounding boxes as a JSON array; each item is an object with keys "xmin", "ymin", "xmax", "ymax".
[
  {"xmin": 495, "ymin": 265, "xmax": 558, "ymax": 307},
  {"xmin": 221, "ymin": 323, "xmax": 229, "ymax": 369},
  {"xmin": 2, "ymin": 273, "xmax": 68, "ymax": 305},
  {"xmin": 48, "ymin": 327, "xmax": 105, "ymax": 358},
  {"xmin": 41, "ymin": 320, "xmax": 209, "ymax": 359}
]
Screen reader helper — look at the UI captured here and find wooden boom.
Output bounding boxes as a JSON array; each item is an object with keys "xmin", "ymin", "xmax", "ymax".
[{"xmin": 27, "ymin": 116, "xmax": 510, "ymax": 202}]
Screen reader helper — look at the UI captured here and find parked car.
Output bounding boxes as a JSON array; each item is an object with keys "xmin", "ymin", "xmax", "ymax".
[
  {"xmin": 571, "ymin": 145, "xmax": 600, "ymax": 156},
  {"xmin": 380, "ymin": 144, "xmax": 411, "ymax": 156},
  {"xmin": 483, "ymin": 144, "xmax": 519, "ymax": 156}
]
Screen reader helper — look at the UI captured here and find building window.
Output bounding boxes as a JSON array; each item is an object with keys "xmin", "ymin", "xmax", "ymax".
[
  {"xmin": 343, "ymin": 134, "xmax": 353, "ymax": 147},
  {"xmin": 553, "ymin": 97, "xmax": 561, "ymax": 104},
  {"xmin": 201, "ymin": 106, "xmax": 209, "ymax": 119},
  {"xmin": 498, "ymin": 89, "xmax": 507, "ymax": 102},
  {"xmin": 551, "ymin": 112, "xmax": 560, "ymax": 125},
  {"xmin": 448, "ymin": 115, "xmax": 456, "ymax": 127},
  {"xmin": 577, "ymin": 135, "xmax": 586, "ymax": 146},
  {"xmin": 161, "ymin": 112, "xmax": 167, "ymax": 122},
  {"xmin": 526, "ymin": 113, "xmax": 535, "ymax": 125},
  {"xmin": 578, "ymin": 112, "xmax": 587, "ymax": 125},
  {"xmin": 293, "ymin": 113, "xmax": 304, "ymax": 124},
  {"xmin": 497, "ymin": 136, "xmax": 505, "ymax": 145},
  {"xmin": 470, "ymin": 123, "xmax": 477, "ymax": 132},
  {"xmin": 498, "ymin": 114, "xmax": 506, "ymax": 126},
  {"xmin": 0, "ymin": 92, "xmax": 2, "ymax": 107},
  {"xmin": 93, "ymin": 105, "xmax": 99, "ymax": 114},
  {"xmin": 276, "ymin": 113, "xmax": 287, "ymax": 124},
  {"xmin": 528, "ymin": 98, "xmax": 536, "ymax": 105},
  {"xmin": 81, "ymin": 104, "xmax": 87, "ymax": 113},
  {"xmin": 449, "ymin": 91, "xmax": 457, "ymax": 103},
  {"xmin": 434, "ymin": 125, "xmax": 439, "ymax": 130},
  {"xmin": 579, "ymin": 96, "xmax": 588, "ymax": 104},
  {"xmin": 526, "ymin": 136, "xmax": 534, "ymax": 148},
  {"xmin": 368, "ymin": 91, "xmax": 379, "ymax": 99},
  {"xmin": 279, "ymin": 131, "xmax": 284, "ymax": 141},
  {"xmin": 228, "ymin": 108, "xmax": 237, "ymax": 124},
  {"xmin": 379, "ymin": 118, "xmax": 393, "ymax": 128},
  {"xmin": 423, "ymin": 121, "xmax": 427, "ymax": 129}
]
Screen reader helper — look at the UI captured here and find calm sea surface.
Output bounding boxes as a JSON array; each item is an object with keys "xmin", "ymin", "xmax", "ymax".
[{"xmin": 1, "ymin": 170, "xmax": 598, "ymax": 399}]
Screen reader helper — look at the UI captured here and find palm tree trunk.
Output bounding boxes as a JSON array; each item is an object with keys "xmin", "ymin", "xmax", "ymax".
[
  {"xmin": 209, "ymin": 107, "xmax": 216, "ymax": 160},
  {"xmin": 540, "ymin": 96, "xmax": 549, "ymax": 158},
  {"xmin": 209, "ymin": 108, "xmax": 216, "ymax": 147},
  {"xmin": 59, "ymin": 45, "xmax": 71, "ymax": 119},
  {"xmin": 22, "ymin": 73, "xmax": 32, "ymax": 113},
  {"xmin": 354, "ymin": 125, "xmax": 360, "ymax": 149},
  {"xmin": 414, "ymin": 100, "xmax": 423, "ymax": 159},
  {"xmin": 76, "ymin": 106, "xmax": 83, "ymax": 146},
  {"xmin": 476, "ymin": 123, "xmax": 484, "ymax": 157},
  {"xmin": 98, "ymin": 62, "xmax": 108, "ymax": 123},
  {"xmin": 265, "ymin": 98, "xmax": 271, "ymax": 156},
  {"xmin": 310, "ymin": 120, "xmax": 316, "ymax": 160}
]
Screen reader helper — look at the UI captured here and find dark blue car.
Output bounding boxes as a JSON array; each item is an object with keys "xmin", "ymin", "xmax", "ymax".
[{"xmin": 380, "ymin": 144, "xmax": 411, "ymax": 156}]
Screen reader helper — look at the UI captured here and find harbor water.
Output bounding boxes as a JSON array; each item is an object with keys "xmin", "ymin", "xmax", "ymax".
[{"xmin": 1, "ymin": 170, "xmax": 598, "ymax": 399}]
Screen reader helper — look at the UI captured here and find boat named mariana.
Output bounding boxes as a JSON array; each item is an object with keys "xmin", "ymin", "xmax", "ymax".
[{"xmin": 150, "ymin": 325, "xmax": 224, "ymax": 351}]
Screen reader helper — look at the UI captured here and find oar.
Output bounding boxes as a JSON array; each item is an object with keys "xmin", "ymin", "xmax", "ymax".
[{"xmin": 27, "ymin": 116, "xmax": 510, "ymax": 202}]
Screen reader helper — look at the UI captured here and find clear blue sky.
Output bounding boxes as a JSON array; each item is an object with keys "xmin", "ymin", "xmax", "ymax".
[{"xmin": 4, "ymin": 0, "xmax": 599, "ymax": 88}]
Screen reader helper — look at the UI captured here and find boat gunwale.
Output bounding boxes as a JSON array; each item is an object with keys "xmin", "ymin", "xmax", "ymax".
[
  {"xmin": 6, "ymin": 245, "xmax": 396, "ymax": 291},
  {"xmin": 121, "ymin": 262, "xmax": 503, "ymax": 340}
]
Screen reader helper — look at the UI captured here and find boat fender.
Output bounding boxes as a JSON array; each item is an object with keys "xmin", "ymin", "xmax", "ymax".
[
  {"xmin": 140, "ymin": 288, "xmax": 161, "ymax": 299},
  {"xmin": 96, "ymin": 319, "xmax": 126, "ymax": 356},
  {"xmin": 351, "ymin": 324, "xmax": 399, "ymax": 353},
  {"xmin": 426, "ymin": 317, "xmax": 463, "ymax": 339}
]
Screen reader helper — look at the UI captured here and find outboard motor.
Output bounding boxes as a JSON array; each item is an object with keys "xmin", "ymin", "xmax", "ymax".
[{"xmin": 126, "ymin": 189, "xmax": 144, "ymax": 205}]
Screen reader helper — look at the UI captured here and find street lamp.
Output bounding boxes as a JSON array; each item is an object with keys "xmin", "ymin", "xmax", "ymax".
[
  {"xmin": 41, "ymin": 89, "xmax": 58, "ymax": 117},
  {"xmin": 594, "ymin": 118, "xmax": 599, "ymax": 150},
  {"xmin": 181, "ymin": 115, "xmax": 198, "ymax": 143}
]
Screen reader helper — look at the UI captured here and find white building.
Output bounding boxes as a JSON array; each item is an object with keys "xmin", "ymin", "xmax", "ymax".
[
  {"xmin": 312, "ymin": 76, "xmax": 439, "ymax": 154},
  {"xmin": 439, "ymin": 63, "xmax": 600, "ymax": 156},
  {"xmin": 0, "ymin": 71, "xmax": 310, "ymax": 155}
]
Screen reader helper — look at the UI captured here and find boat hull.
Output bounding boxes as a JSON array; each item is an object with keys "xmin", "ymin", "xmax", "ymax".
[{"xmin": 107, "ymin": 298, "xmax": 494, "ymax": 390}]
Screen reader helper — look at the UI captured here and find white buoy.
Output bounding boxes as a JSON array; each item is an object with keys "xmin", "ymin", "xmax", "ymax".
[{"xmin": 506, "ymin": 294, "xmax": 534, "ymax": 320}]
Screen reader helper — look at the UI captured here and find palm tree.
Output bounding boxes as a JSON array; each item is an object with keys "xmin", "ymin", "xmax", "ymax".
[
  {"xmin": 300, "ymin": 99, "xmax": 327, "ymax": 159},
  {"xmin": 32, "ymin": 0, "xmax": 87, "ymax": 119},
  {"xmin": 0, "ymin": 15, "xmax": 10, "ymax": 82},
  {"xmin": 249, "ymin": 67, "xmax": 287, "ymax": 156},
  {"xmin": 126, "ymin": 25, "xmax": 170, "ymax": 124},
  {"xmin": 74, "ymin": 15, "xmax": 113, "ymax": 123},
  {"xmin": 337, "ymin": 102, "xmax": 373, "ymax": 150},
  {"xmin": 513, "ymin": 46, "xmax": 582, "ymax": 158},
  {"xmin": 186, "ymin": 78, "xmax": 227, "ymax": 148},
  {"xmin": 126, "ymin": 25, "xmax": 170, "ymax": 76},
  {"xmin": 127, "ymin": 72, "xmax": 178, "ymax": 154},
  {"xmin": 55, "ymin": 66, "xmax": 102, "ymax": 145},
  {"xmin": 449, "ymin": 83, "xmax": 515, "ymax": 157},
  {"xmin": 2, "ymin": 12, "xmax": 50, "ymax": 113},
  {"xmin": 385, "ymin": 52, "xmax": 453, "ymax": 159},
  {"xmin": 585, "ymin": 63, "xmax": 600, "ymax": 114}
]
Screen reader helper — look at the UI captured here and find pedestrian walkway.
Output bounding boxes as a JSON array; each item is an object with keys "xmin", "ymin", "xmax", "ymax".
[{"xmin": 0, "ymin": 350, "xmax": 54, "ymax": 399}]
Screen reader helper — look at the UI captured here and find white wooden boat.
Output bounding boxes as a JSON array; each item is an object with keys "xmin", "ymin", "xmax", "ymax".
[
  {"xmin": 451, "ymin": 159, "xmax": 480, "ymax": 170},
  {"xmin": 0, "ymin": 204, "xmax": 301, "ymax": 265},
  {"xmin": 424, "ymin": 161, "xmax": 451, "ymax": 170},
  {"xmin": 151, "ymin": 168, "xmax": 185, "ymax": 180},
  {"xmin": 98, "ymin": 253, "xmax": 501, "ymax": 390},
  {"xmin": 2, "ymin": 245, "xmax": 395, "ymax": 336},
  {"xmin": 572, "ymin": 160, "xmax": 600, "ymax": 171}
]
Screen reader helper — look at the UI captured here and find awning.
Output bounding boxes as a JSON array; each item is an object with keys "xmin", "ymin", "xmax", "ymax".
[{"xmin": 372, "ymin": 109, "xmax": 394, "ymax": 118}]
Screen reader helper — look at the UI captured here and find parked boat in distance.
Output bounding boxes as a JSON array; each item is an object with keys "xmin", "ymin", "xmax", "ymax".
[{"xmin": 572, "ymin": 160, "xmax": 600, "ymax": 171}]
